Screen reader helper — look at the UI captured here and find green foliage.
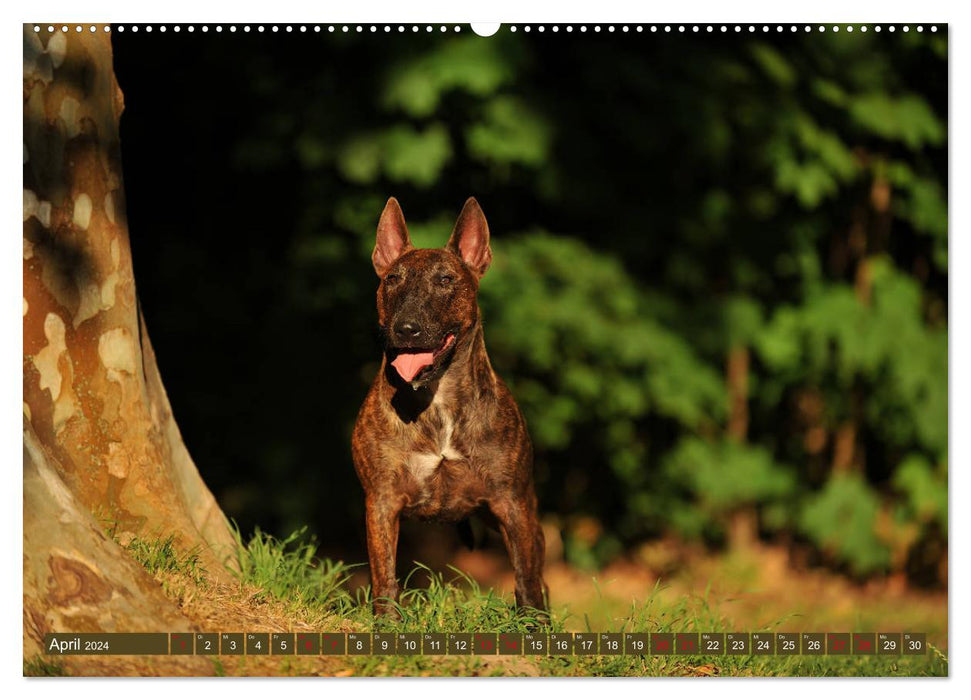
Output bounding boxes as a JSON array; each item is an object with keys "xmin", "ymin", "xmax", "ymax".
[
  {"xmin": 382, "ymin": 37, "xmax": 515, "ymax": 117},
  {"xmin": 893, "ymin": 455, "xmax": 948, "ymax": 533},
  {"xmin": 768, "ymin": 114, "xmax": 861, "ymax": 208},
  {"xmin": 749, "ymin": 43, "xmax": 798, "ymax": 87},
  {"xmin": 848, "ymin": 93, "xmax": 945, "ymax": 150},
  {"xmin": 757, "ymin": 258, "xmax": 947, "ymax": 457},
  {"xmin": 466, "ymin": 96, "xmax": 552, "ymax": 167},
  {"xmin": 338, "ymin": 124, "xmax": 453, "ymax": 187},
  {"xmin": 886, "ymin": 161, "xmax": 948, "ymax": 267},
  {"xmin": 483, "ymin": 234, "xmax": 726, "ymax": 442},
  {"xmin": 664, "ymin": 438, "xmax": 796, "ymax": 515},
  {"xmin": 563, "ymin": 531, "xmax": 624, "ymax": 572},
  {"xmin": 799, "ymin": 474, "xmax": 891, "ymax": 576}
]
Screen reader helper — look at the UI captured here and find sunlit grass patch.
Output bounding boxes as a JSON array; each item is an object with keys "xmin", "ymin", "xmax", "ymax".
[
  {"xmin": 230, "ymin": 523, "xmax": 358, "ymax": 620},
  {"xmin": 124, "ymin": 533, "xmax": 206, "ymax": 586}
]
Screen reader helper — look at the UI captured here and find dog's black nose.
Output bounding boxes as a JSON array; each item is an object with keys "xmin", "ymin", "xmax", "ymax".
[{"xmin": 394, "ymin": 320, "xmax": 423, "ymax": 339}]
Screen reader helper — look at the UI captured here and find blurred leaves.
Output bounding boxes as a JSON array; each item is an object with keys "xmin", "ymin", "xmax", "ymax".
[
  {"xmin": 466, "ymin": 96, "xmax": 552, "ymax": 167},
  {"xmin": 768, "ymin": 114, "xmax": 861, "ymax": 208},
  {"xmin": 338, "ymin": 124, "xmax": 453, "ymax": 187},
  {"xmin": 482, "ymin": 234, "xmax": 727, "ymax": 439},
  {"xmin": 664, "ymin": 438, "xmax": 796, "ymax": 514},
  {"xmin": 756, "ymin": 258, "xmax": 947, "ymax": 456},
  {"xmin": 799, "ymin": 473, "xmax": 892, "ymax": 576},
  {"xmin": 382, "ymin": 36, "xmax": 515, "ymax": 117},
  {"xmin": 749, "ymin": 43, "xmax": 798, "ymax": 87},
  {"xmin": 848, "ymin": 93, "xmax": 945, "ymax": 149},
  {"xmin": 893, "ymin": 455, "xmax": 947, "ymax": 532}
]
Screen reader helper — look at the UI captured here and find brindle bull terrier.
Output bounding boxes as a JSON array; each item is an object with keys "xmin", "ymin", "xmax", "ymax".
[{"xmin": 351, "ymin": 197, "xmax": 548, "ymax": 618}]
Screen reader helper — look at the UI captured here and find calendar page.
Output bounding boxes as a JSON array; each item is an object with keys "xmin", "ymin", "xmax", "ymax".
[{"xmin": 22, "ymin": 14, "xmax": 948, "ymax": 681}]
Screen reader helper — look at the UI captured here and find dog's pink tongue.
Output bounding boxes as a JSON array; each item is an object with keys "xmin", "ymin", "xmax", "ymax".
[{"xmin": 391, "ymin": 352, "xmax": 435, "ymax": 382}]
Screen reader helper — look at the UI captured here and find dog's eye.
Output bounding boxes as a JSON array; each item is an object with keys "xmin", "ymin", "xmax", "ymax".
[
  {"xmin": 439, "ymin": 275, "xmax": 454, "ymax": 285},
  {"xmin": 385, "ymin": 273, "xmax": 401, "ymax": 283}
]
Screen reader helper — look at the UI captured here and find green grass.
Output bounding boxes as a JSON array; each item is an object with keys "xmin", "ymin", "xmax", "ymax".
[
  {"xmin": 124, "ymin": 533, "xmax": 207, "ymax": 586},
  {"xmin": 24, "ymin": 655, "xmax": 66, "ymax": 677},
  {"xmin": 230, "ymin": 524, "xmax": 357, "ymax": 621},
  {"xmin": 343, "ymin": 564, "xmax": 556, "ymax": 676},
  {"xmin": 225, "ymin": 527, "xmax": 947, "ymax": 677}
]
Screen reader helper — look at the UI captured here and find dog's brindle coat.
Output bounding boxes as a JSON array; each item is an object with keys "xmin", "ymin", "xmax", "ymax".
[{"xmin": 352, "ymin": 197, "xmax": 547, "ymax": 617}]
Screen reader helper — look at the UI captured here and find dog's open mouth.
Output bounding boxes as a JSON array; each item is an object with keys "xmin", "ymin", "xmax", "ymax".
[{"xmin": 390, "ymin": 333, "xmax": 456, "ymax": 382}]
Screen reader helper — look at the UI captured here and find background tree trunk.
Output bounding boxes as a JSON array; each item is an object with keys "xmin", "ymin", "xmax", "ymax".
[
  {"xmin": 725, "ymin": 344, "xmax": 758, "ymax": 550},
  {"xmin": 23, "ymin": 25, "xmax": 234, "ymax": 659}
]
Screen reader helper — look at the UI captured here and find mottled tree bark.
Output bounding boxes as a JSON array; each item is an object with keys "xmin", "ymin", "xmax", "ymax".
[{"xmin": 23, "ymin": 25, "xmax": 234, "ymax": 657}]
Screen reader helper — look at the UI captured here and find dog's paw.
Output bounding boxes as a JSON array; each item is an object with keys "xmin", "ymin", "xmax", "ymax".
[
  {"xmin": 372, "ymin": 599, "xmax": 403, "ymax": 623},
  {"xmin": 515, "ymin": 604, "xmax": 551, "ymax": 632}
]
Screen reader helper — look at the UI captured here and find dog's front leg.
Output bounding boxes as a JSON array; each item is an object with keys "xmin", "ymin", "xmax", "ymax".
[
  {"xmin": 490, "ymin": 494, "xmax": 548, "ymax": 617},
  {"xmin": 365, "ymin": 494, "xmax": 403, "ymax": 617}
]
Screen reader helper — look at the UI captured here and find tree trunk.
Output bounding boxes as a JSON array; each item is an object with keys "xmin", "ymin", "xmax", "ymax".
[
  {"xmin": 726, "ymin": 345, "xmax": 750, "ymax": 443},
  {"xmin": 725, "ymin": 345, "xmax": 758, "ymax": 549},
  {"xmin": 23, "ymin": 25, "xmax": 234, "ymax": 659}
]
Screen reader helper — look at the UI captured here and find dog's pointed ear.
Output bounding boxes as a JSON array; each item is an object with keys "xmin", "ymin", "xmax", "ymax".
[
  {"xmin": 373, "ymin": 197, "xmax": 413, "ymax": 277},
  {"xmin": 447, "ymin": 197, "xmax": 492, "ymax": 278}
]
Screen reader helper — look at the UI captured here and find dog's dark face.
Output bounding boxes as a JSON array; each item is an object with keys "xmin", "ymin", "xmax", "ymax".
[
  {"xmin": 371, "ymin": 197, "xmax": 492, "ymax": 386},
  {"xmin": 377, "ymin": 248, "xmax": 477, "ymax": 384}
]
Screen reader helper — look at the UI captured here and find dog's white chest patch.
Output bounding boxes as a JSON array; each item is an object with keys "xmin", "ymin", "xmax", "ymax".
[
  {"xmin": 407, "ymin": 452, "xmax": 441, "ymax": 483},
  {"xmin": 406, "ymin": 413, "xmax": 464, "ymax": 485},
  {"xmin": 439, "ymin": 414, "xmax": 464, "ymax": 460}
]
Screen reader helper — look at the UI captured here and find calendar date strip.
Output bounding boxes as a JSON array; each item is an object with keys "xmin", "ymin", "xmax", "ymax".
[{"xmin": 43, "ymin": 631, "xmax": 929, "ymax": 656}]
